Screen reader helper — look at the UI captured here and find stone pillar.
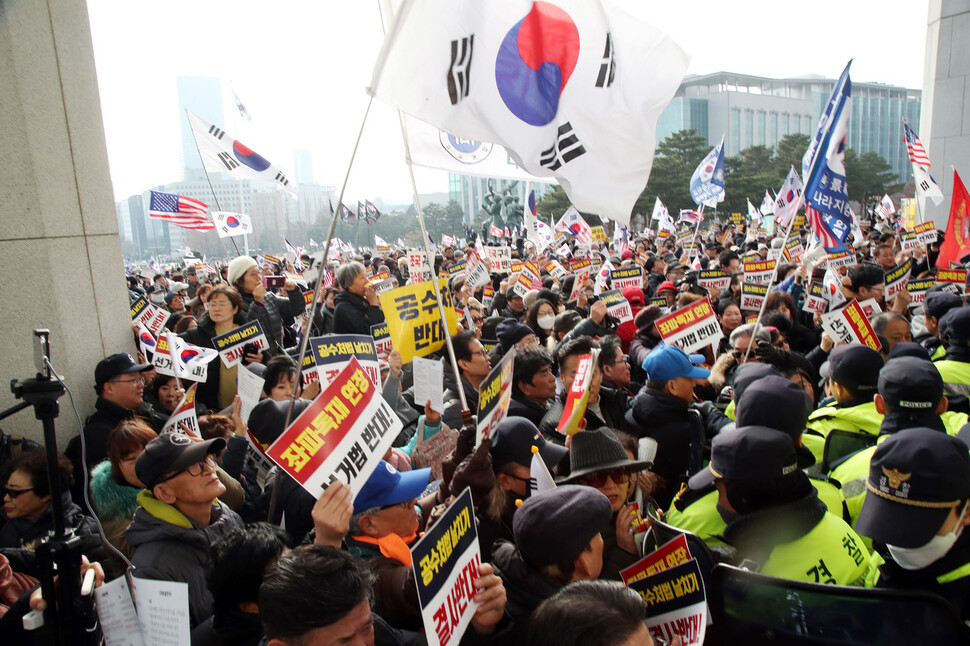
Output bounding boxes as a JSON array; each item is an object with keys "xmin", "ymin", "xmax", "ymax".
[
  {"xmin": 0, "ymin": 0, "xmax": 134, "ymax": 447},
  {"xmin": 921, "ymin": 0, "xmax": 970, "ymax": 225}
]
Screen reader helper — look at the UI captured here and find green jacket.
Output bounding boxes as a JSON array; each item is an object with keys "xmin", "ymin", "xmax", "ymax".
[
  {"xmin": 806, "ymin": 401, "xmax": 883, "ymax": 439},
  {"xmin": 936, "ymin": 359, "xmax": 970, "ymax": 398},
  {"xmin": 666, "ymin": 475, "xmax": 850, "ymax": 547}
]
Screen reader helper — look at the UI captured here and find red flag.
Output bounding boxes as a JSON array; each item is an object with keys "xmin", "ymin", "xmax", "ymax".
[{"xmin": 936, "ymin": 169, "xmax": 970, "ymax": 269}]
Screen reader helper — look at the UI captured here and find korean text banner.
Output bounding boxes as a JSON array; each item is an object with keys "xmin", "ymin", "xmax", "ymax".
[
  {"xmin": 821, "ymin": 300, "xmax": 881, "ymax": 351},
  {"xmin": 380, "ymin": 279, "xmax": 459, "ymax": 362},
  {"xmin": 265, "ymin": 357, "xmax": 402, "ymax": 498},
  {"xmin": 212, "ymin": 321, "xmax": 270, "ymax": 369},
  {"xmin": 629, "ymin": 559, "xmax": 707, "ymax": 645},
  {"xmin": 411, "ymin": 488, "xmax": 481, "ymax": 646},
  {"xmin": 477, "ymin": 349, "xmax": 515, "ymax": 446},
  {"xmin": 654, "ymin": 298, "xmax": 723, "ymax": 354},
  {"xmin": 309, "ymin": 334, "xmax": 381, "ymax": 388},
  {"xmin": 130, "ymin": 295, "xmax": 169, "ymax": 337}
]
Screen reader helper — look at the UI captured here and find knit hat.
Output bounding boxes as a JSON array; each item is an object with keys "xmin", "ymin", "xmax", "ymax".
[
  {"xmin": 227, "ymin": 256, "xmax": 258, "ymax": 286},
  {"xmin": 513, "ymin": 485, "xmax": 612, "ymax": 568},
  {"xmin": 497, "ymin": 318, "xmax": 534, "ymax": 352}
]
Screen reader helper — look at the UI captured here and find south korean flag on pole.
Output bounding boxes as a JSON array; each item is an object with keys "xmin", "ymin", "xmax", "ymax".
[
  {"xmin": 370, "ymin": 0, "xmax": 689, "ymax": 226},
  {"xmin": 690, "ymin": 136, "xmax": 726, "ymax": 208}
]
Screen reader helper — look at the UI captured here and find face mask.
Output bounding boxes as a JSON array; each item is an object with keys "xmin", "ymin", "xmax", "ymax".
[
  {"xmin": 716, "ymin": 504, "xmax": 739, "ymax": 525},
  {"xmin": 537, "ymin": 315, "xmax": 555, "ymax": 331},
  {"xmin": 887, "ymin": 501, "xmax": 968, "ymax": 570}
]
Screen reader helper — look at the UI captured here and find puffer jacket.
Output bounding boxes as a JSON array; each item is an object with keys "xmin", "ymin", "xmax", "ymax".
[
  {"xmin": 240, "ymin": 288, "xmax": 306, "ymax": 354},
  {"xmin": 127, "ymin": 491, "xmax": 243, "ymax": 627},
  {"xmin": 625, "ymin": 389, "xmax": 706, "ymax": 509},
  {"xmin": 332, "ymin": 290, "xmax": 385, "ymax": 336},
  {"xmin": 491, "ymin": 540, "xmax": 567, "ymax": 643}
]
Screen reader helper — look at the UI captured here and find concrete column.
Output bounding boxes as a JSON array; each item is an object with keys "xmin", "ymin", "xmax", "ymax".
[
  {"xmin": 0, "ymin": 0, "xmax": 133, "ymax": 446},
  {"xmin": 921, "ymin": 0, "xmax": 970, "ymax": 225}
]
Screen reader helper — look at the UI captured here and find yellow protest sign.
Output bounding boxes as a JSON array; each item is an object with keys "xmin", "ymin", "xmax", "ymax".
[{"xmin": 379, "ymin": 279, "xmax": 458, "ymax": 362}]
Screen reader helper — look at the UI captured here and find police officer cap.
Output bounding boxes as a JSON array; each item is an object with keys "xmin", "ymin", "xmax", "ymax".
[
  {"xmin": 690, "ymin": 426, "xmax": 798, "ymax": 489},
  {"xmin": 878, "ymin": 357, "xmax": 943, "ymax": 412},
  {"xmin": 819, "ymin": 344, "xmax": 883, "ymax": 393},
  {"xmin": 730, "ymin": 363, "xmax": 783, "ymax": 403},
  {"xmin": 735, "ymin": 376, "xmax": 813, "ymax": 441},
  {"xmin": 513, "ymin": 485, "xmax": 611, "ymax": 568},
  {"xmin": 940, "ymin": 306, "xmax": 970, "ymax": 343},
  {"xmin": 886, "ymin": 342, "xmax": 932, "ymax": 361},
  {"xmin": 924, "ymin": 291, "xmax": 962, "ymax": 321},
  {"xmin": 856, "ymin": 427, "xmax": 970, "ymax": 548}
]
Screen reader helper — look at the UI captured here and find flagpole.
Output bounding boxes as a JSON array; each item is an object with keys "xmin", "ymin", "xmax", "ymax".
[
  {"xmin": 266, "ymin": 96, "xmax": 376, "ymax": 523},
  {"xmin": 375, "ymin": 0, "xmax": 469, "ymax": 418},
  {"xmin": 741, "ymin": 202, "xmax": 801, "ymax": 363},
  {"xmin": 186, "ymin": 109, "xmax": 241, "ymax": 257}
]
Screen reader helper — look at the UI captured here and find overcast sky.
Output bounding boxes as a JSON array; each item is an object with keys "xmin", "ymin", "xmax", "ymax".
[{"xmin": 87, "ymin": 0, "xmax": 930, "ymax": 204}]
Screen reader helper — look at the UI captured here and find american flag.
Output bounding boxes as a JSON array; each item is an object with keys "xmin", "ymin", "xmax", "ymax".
[
  {"xmin": 903, "ymin": 122, "xmax": 931, "ymax": 167},
  {"xmin": 323, "ymin": 267, "xmax": 334, "ymax": 288},
  {"xmin": 806, "ymin": 206, "xmax": 840, "ymax": 249},
  {"xmin": 148, "ymin": 191, "xmax": 213, "ymax": 230}
]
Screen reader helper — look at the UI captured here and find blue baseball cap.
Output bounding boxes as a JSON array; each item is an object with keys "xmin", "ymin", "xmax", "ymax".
[
  {"xmin": 353, "ymin": 461, "xmax": 431, "ymax": 514},
  {"xmin": 641, "ymin": 344, "xmax": 710, "ymax": 382}
]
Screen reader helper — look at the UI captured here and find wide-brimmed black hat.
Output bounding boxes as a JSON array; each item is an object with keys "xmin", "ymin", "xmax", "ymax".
[{"xmin": 559, "ymin": 428, "xmax": 651, "ymax": 483}]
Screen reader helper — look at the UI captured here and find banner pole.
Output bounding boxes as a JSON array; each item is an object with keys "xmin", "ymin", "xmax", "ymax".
[
  {"xmin": 186, "ymin": 109, "xmax": 241, "ymax": 257},
  {"xmin": 742, "ymin": 201, "xmax": 801, "ymax": 363},
  {"xmin": 375, "ymin": 0, "xmax": 469, "ymax": 416},
  {"xmin": 266, "ymin": 96, "xmax": 375, "ymax": 522}
]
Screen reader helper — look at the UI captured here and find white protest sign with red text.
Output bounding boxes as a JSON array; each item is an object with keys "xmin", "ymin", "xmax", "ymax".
[
  {"xmin": 821, "ymin": 300, "xmax": 882, "ymax": 351},
  {"xmin": 265, "ymin": 357, "xmax": 402, "ymax": 497},
  {"xmin": 654, "ymin": 298, "xmax": 723, "ymax": 354}
]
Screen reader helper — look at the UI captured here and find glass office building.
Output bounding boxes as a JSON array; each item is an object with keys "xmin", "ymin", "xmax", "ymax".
[{"xmin": 656, "ymin": 72, "xmax": 921, "ymax": 184}]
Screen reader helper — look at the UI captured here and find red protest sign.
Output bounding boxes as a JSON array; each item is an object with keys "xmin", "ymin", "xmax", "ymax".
[
  {"xmin": 621, "ymin": 534, "xmax": 691, "ymax": 587},
  {"xmin": 265, "ymin": 356, "xmax": 402, "ymax": 497},
  {"xmin": 654, "ymin": 298, "xmax": 723, "ymax": 354}
]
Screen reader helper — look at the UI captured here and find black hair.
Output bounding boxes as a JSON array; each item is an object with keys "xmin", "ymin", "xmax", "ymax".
[
  {"xmin": 719, "ymin": 250, "xmax": 740, "ymax": 267},
  {"xmin": 259, "ymin": 545, "xmax": 373, "ymax": 641},
  {"xmin": 512, "ymin": 345, "xmax": 554, "ymax": 397},
  {"xmin": 207, "ymin": 522, "xmax": 292, "ymax": 611},
  {"xmin": 596, "ymin": 335, "xmax": 623, "ymax": 372},
  {"xmin": 525, "ymin": 298, "xmax": 557, "ymax": 339},
  {"xmin": 555, "ymin": 335, "xmax": 599, "ymax": 374},
  {"xmin": 553, "ymin": 310, "xmax": 583, "ymax": 339},
  {"xmin": 5, "ymin": 449, "xmax": 73, "ymax": 498},
  {"xmin": 849, "ymin": 264, "xmax": 885, "ymax": 293},
  {"xmin": 262, "ymin": 355, "xmax": 298, "ymax": 396},
  {"xmin": 452, "ymin": 330, "xmax": 479, "ymax": 367},
  {"xmin": 527, "ymin": 580, "xmax": 645, "ymax": 646},
  {"xmin": 723, "ymin": 470, "xmax": 812, "ymax": 516},
  {"xmin": 481, "ymin": 315, "xmax": 504, "ymax": 341}
]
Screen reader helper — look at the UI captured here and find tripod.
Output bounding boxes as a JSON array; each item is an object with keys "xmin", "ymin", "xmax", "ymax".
[{"xmin": 9, "ymin": 360, "xmax": 102, "ymax": 645}]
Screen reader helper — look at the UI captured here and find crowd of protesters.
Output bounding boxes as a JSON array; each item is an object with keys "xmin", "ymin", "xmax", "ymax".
[{"xmin": 3, "ymin": 216, "xmax": 970, "ymax": 644}]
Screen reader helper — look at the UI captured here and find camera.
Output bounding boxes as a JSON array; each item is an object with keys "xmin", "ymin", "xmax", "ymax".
[
  {"xmin": 675, "ymin": 271, "xmax": 709, "ymax": 296},
  {"xmin": 241, "ymin": 342, "xmax": 260, "ymax": 365}
]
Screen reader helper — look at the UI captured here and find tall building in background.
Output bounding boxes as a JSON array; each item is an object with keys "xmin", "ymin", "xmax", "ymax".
[
  {"xmin": 294, "ymin": 149, "xmax": 314, "ymax": 185},
  {"xmin": 177, "ymin": 75, "xmax": 225, "ymax": 177},
  {"xmin": 657, "ymin": 72, "xmax": 921, "ymax": 184},
  {"xmin": 127, "ymin": 194, "xmax": 148, "ymax": 254}
]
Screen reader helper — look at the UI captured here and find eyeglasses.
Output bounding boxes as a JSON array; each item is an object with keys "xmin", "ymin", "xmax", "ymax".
[
  {"xmin": 610, "ymin": 357, "xmax": 630, "ymax": 366},
  {"xmin": 473, "ymin": 349, "xmax": 489, "ymax": 358},
  {"xmin": 581, "ymin": 467, "xmax": 630, "ymax": 488},
  {"xmin": 112, "ymin": 376, "xmax": 146, "ymax": 386},
  {"xmin": 156, "ymin": 456, "xmax": 216, "ymax": 486},
  {"xmin": 471, "ymin": 317, "xmax": 484, "ymax": 325},
  {"xmin": 3, "ymin": 487, "xmax": 34, "ymax": 499}
]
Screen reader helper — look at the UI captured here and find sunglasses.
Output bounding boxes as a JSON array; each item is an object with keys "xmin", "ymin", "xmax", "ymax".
[
  {"xmin": 581, "ymin": 467, "xmax": 630, "ymax": 489},
  {"xmin": 3, "ymin": 487, "xmax": 34, "ymax": 499}
]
